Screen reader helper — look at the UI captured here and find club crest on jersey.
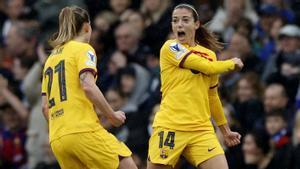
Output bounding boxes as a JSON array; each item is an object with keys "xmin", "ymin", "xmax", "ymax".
[
  {"xmin": 86, "ymin": 50, "xmax": 96, "ymax": 67},
  {"xmin": 160, "ymin": 148, "xmax": 168, "ymax": 159},
  {"xmin": 169, "ymin": 42, "xmax": 187, "ymax": 60}
]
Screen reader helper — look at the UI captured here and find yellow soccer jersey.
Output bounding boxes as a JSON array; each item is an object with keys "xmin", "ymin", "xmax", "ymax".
[
  {"xmin": 153, "ymin": 39, "xmax": 233, "ymax": 131},
  {"xmin": 42, "ymin": 40, "xmax": 102, "ymax": 142}
]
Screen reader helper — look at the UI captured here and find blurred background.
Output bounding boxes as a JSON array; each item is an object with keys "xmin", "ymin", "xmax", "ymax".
[{"xmin": 0, "ymin": 0, "xmax": 299, "ymax": 168}]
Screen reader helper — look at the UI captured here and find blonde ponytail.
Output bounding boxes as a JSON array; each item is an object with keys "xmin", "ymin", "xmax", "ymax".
[{"xmin": 49, "ymin": 6, "xmax": 90, "ymax": 48}]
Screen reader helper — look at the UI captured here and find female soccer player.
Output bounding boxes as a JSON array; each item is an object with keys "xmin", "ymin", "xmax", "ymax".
[
  {"xmin": 41, "ymin": 6, "xmax": 137, "ymax": 169},
  {"xmin": 147, "ymin": 4, "xmax": 243, "ymax": 169}
]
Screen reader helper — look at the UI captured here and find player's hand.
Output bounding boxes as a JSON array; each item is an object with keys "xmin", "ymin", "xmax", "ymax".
[
  {"xmin": 108, "ymin": 111, "xmax": 126, "ymax": 127},
  {"xmin": 231, "ymin": 57, "xmax": 244, "ymax": 71},
  {"xmin": 223, "ymin": 131, "xmax": 241, "ymax": 147}
]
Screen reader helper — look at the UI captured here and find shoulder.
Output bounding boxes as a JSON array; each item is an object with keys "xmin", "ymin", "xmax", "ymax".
[
  {"xmin": 68, "ymin": 41, "xmax": 96, "ymax": 59},
  {"xmin": 161, "ymin": 39, "xmax": 178, "ymax": 50},
  {"xmin": 161, "ymin": 39, "xmax": 187, "ymax": 54},
  {"xmin": 68, "ymin": 41, "xmax": 95, "ymax": 51},
  {"xmin": 43, "ymin": 56, "xmax": 53, "ymax": 70},
  {"xmin": 81, "ymin": 43, "xmax": 95, "ymax": 51}
]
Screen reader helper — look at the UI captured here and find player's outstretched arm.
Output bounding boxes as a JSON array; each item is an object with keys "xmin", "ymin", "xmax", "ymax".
[
  {"xmin": 80, "ymin": 71, "xmax": 126, "ymax": 127},
  {"xmin": 182, "ymin": 54, "xmax": 244, "ymax": 75},
  {"xmin": 162, "ymin": 42, "xmax": 244, "ymax": 75}
]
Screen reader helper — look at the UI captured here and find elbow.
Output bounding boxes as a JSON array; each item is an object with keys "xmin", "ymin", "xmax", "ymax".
[
  {"xmin": 205, "ymin": 69, "xmax": 220, "ymax": 75},
  {"xmin": 42, "ymin": 104, "xmax": 49, "ymax": 122},
  {"xmin": 205, "ymin": 70, "xmax": 213, "ymax": 75},
  {"xmin": 194, "ymin": 66, "xmax": 216, "ymax": 75},
  {"xmin": 81, "ymin": 83, "xmax": 94, "ymax": 96},
  {"xmin": 200, "ymin": 69, "xmax": 213, "ymax": 75},
  {"xmin": 42, "ymin": 104, "xmax": 48, "ymax": 115}
]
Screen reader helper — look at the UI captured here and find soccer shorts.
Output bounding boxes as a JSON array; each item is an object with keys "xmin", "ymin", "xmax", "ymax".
[
  {"xmin": 51, "ymin": 129, "xmax": 132, "ymax": 169},
  {"xmin": 148, "ymin": 127, "xmax": 224, "ymax": 167}
]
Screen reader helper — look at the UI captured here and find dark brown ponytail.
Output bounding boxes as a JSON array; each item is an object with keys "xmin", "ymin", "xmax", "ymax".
[{"xmin": 195, "ymin": 26, "xmax": 223, "ymax": 51}]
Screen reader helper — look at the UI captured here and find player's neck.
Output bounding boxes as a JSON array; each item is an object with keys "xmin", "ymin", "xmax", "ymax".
[{"xmin": 73, "ymin": 35, "xmax": 89, "ymax": 44}]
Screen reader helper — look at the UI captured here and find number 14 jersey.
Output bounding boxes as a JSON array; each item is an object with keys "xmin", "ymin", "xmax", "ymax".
[{"xmin": 42, "ymin": 40, "xmax": 101, "ymax": 142}]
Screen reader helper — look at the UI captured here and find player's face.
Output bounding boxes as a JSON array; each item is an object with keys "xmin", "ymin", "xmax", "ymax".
[{"xmin": 172, "ymin": 8, "xmax": 199, "ymax": 45}]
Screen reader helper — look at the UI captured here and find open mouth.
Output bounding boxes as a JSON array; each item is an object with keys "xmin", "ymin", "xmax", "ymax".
[{"xmin": 177, "ymin": 31, "xmax": 186, "ymax": 38}]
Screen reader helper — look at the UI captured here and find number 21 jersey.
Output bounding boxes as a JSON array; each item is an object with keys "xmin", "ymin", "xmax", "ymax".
[{"xmin": 42, "ymin": 41, "xmax": 101, "ymax": 142}]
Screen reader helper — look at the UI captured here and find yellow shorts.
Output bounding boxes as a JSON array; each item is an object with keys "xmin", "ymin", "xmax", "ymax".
[
  {"xmin": 148, "ymin": 127, "xmax": 224, "ymax": 168},
  {"xmin": 51, "ymin": 129, "xmax": 132, "ymax": 169}
]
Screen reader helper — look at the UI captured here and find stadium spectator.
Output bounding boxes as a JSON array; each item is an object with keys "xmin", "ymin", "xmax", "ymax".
[
  {"xmin": 0, "ymin": 104, "xmax": 27, "ymax": 168},
  {"xmin": 242, "ymin": 129, "xmax": 277, "ymax": 169},
  {"xmin": 208, "ymin": 0, "xmax": 258, "ymax": 42},
  {"xmin": 233, "ymin": 72, "xmax": 264, "ymax": 133},
  {"xmin": 228, "ymin": 32, "xmax": 263, "ymax": 73},
  {"xmin": 114, "ymin": 22, "xmax": 151, "ymax": 67},
  {"xmin": 140, "ymin": 0, "xmax": 173, "ymax": 52},
  {"xmin": 291, "ymin": 110, "xmax": 300, "ymax": 169},
  {"xmin": 265, "ymin": 109, "xmax": 293, "ymax": 169},
  {"xmin": 109, "ymin": 0, "xmax": 132, "ymax": 16},
  {"xmin": 262, "ymin": 25, "xmax": 300, "ymax": 102},
  {"xmin": 255, "ymin": 83, "xmax": 295, "ymax": 132}
]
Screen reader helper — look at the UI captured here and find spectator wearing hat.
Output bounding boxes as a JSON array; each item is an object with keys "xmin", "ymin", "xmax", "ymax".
[{"xmin": 262, "ymin": 25, "xmax": 300, "ymax": 103}]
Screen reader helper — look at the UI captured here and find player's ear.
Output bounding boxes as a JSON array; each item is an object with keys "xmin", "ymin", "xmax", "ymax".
[
  {"xmin": 195, "ymin": 20, "xmax": 200, "ymax": 30},
  {"xmin": 82, "ymin": 22, "xmax": 90, "ymax": 33}
]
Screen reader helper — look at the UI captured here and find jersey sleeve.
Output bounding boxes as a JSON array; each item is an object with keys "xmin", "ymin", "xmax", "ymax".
[
  {"xmin": 209, "ymin": 75, "xmax": 227, "ymax": 126},
  {"xmin": 76, "ymin": 45, "xmax": 98, "ymax": 78},
  {"xmin": 161, "ymin": 41, "xmax": 235, "ymax": 75},
  {"xmin": 41, "ymin": 66, "xmax": 47, "ymax": 96},
  {"xmin": 182, "ymin": 52, "xmax": 235, "ymax": 75},
  {"xmin": 210, "ymin": 74, "xmax": 219, "ymax": 89}
]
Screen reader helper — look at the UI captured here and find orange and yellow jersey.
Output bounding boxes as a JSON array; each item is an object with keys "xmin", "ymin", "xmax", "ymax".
[
  {"xmin": 153, "ymin": 39, "xmax": 234, "ymax": 131},
  {"xmin": 42, "ymin": 40, "xmax": 102, "ymax": 142}
]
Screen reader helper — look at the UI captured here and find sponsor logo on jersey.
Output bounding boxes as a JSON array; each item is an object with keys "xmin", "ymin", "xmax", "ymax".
[
  {"xmin": 87, "ymin": 50, "xmax": 95, "ymax": 62},
  {"xmin": 86, "ymin": 50, "xmax": 96, "ymax": 67},
  {"xmin": 170, "ymin": 42, "xmax": 180, "ymax": 52},
  {"xmin": 169, "ymin": 42, "xmax": 187, "ymax": 60}
]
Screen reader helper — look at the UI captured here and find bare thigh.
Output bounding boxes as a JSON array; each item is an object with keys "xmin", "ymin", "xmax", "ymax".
[
  {"xmin": 198, "ymin": 154, "xmax": 228, "ymax": 169},
  {"xmin": 147, "ymin": 160, "xmax": 174, "ymax": 169},
  {"xmin": 119, "ymin": 156, "xmax": 138, "ymax": 169}
]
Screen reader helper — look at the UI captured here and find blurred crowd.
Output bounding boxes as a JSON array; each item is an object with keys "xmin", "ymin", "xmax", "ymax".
[{"xmin": 0, "ymin": 0, "xmax": 299, "ymax": 169}]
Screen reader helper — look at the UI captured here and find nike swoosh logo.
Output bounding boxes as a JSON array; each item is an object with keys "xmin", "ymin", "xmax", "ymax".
[{"xmin": 208, "ymin": 147, "xmax": 216, "ymax": 152}]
